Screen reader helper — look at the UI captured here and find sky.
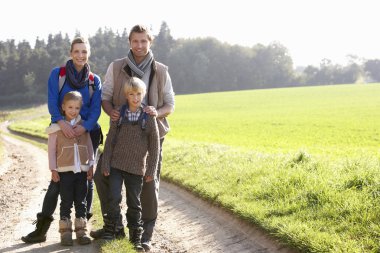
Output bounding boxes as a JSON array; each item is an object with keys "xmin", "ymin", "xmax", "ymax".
[{"xmin": 2, "ymin": 0, "xmax": 380, "ymax": 67}]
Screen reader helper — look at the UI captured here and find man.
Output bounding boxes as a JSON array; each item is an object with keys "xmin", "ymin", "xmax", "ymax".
[{"xmin": 92, "ymin": 24, "xmax": 175, "ymax": 252}]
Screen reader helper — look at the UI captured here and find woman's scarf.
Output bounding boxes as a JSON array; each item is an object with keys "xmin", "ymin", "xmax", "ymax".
[
  {"xmin": 126, "ymin": 49, "xmax": 154, "ymax": 78},
  {"xmin": 65, "ymin": 59, "xmax": 90, "ymax": 89}
]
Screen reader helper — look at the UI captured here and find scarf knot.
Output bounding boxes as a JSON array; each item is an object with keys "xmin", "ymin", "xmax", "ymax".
[
  {"xmin": 126, "ymin": 49, "xmax": 154, "ymax": 78},
  {"xmin": 65, "ymin": 60, "xmax": 90, "ymax": 89}
]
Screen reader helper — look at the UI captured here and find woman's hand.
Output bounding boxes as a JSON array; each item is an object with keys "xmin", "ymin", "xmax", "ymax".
[
  {"xmin": 73, "ymin": 125, "xmax": 86, "ymax": 137},
  {"xmin": 57, "ymin": 120, "xmax": 75, "ymax": 138}
]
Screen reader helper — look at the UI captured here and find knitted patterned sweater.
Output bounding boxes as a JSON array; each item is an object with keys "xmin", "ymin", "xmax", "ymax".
[{"xmin": 101, "ymin": 114, "xmax": 160, "ymax": 177}]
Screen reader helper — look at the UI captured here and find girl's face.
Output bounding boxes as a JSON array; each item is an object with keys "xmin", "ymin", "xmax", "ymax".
[
  {"xmin": 70, "ymin": 42, "xmax": 89, "ymax": 71},
  {"xmin": 125, "ymin": 89, "xmax": 143, "ymax": 112},
  {"xmin": 62, "ymin": 100, "xmax": 81, "ymax": 121}
]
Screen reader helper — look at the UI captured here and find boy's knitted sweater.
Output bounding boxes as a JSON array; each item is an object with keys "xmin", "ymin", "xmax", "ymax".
[{"xmin": 101, "ymin": 114, "xmax": 160, "ymax": 177}]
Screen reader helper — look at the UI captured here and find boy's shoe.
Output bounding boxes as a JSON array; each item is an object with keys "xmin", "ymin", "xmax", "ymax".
[
  {"xmin": 90, "ymin": 228, "xmax": 104, "ymax": 239},
  {"xmin": 116, "ymin": 227, "xmax": 126, "ymax": 239},
  {"xmin": 141, "ymin": 241, "xmax": 152, "ymax": 252},
  {"xmin": 86, "ymin": 212, "xmax": 93, "ymax": 221}
]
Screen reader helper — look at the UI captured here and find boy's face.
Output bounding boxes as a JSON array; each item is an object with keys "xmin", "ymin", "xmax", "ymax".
[
  {"xmin": 62, "ymin": 100, "xmax": 81, "ymax": 121},
  {"xmin": 125, "ymin": 89, "xmax": 143, "ymax": 110}
]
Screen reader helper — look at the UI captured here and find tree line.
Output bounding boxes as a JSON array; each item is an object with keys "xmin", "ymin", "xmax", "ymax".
[{"xmin": 0, "ymin": 21, "xmax": 379, "ymax": 106}]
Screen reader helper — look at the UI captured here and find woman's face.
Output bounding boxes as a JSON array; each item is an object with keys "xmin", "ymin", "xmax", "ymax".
[{"xmin": 70, "ymin": 42, "xmax": 89, "ymax": 71}]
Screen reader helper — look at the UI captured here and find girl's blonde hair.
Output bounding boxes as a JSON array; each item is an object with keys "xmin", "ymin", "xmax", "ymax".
[
  {"xmin": 62, "ymin": 90, "xmax": 82, "ymax": 105},
  {"xmin": 61, "ymin": 91, "xmax": 82, "ymax": 115},
  {"xmin": 124, "ymin": 77, "xmax": 146, "ymax": 97}
]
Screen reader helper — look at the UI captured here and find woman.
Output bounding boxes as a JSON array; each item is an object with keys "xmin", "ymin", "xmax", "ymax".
[{"xmin": 21, "ymin": 37, "xmax": 102, "ymax": 244}]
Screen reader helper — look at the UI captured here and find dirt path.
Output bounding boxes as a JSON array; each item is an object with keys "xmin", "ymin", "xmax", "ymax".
[{"xmin": 0, "ymin": 123, "xmax": 298, "ymax": 253}]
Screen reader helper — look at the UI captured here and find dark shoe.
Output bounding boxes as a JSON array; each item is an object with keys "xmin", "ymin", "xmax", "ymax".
[
  {"xmin": 129, "ymin": 227, "xmax": 144, "ymax": 252},
  {"xmin": 21, "ymin": 213, "xmax": 54, "ymax": 244},
  {"xmin": 101, "ymin": 219, "xmax": 117, "ymax": 240},
  {"xmin": 90, "ymin": 228, "xmax": 104, "ymax": 239},
  {"xmin": 115, "ymin": 227, "xmax": 126, "ymax": 239},
  {"xmin": 77, "ymin": 235, "xmax": 91, "ymax": 245},
  {"xmin": 141, "ymin": 241, "xmax": 152, "ymax": 252},
  {"xmin": 86, "ymin": 213, "xmax": 93, "ymax": 220}
]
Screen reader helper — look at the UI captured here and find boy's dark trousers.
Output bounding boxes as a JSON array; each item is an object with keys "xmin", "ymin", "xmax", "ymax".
[
  {"xmin": 59, "ymin": 171, "xmax": 88, "ymax": 219},
  {"xmin": 107, "ymin": 168, "xmax": 144, "ymax": 230},
  {"xmin": 94, "ymin": 138, "xmax": 164, "ymax": 242}
]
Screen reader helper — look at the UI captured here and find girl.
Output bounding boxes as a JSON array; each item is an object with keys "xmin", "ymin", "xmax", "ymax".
[{"xmin": 46, "ymin": 91, "xmax": 94, "ymax": 246}]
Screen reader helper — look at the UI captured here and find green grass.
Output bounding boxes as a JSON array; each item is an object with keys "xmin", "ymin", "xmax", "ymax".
[
  {"xmin": 168, "ymin": 84, "xmax": 380, "ymax": 158},
  {"xmin": 6, "ymin": 83, "xmax": 380, "ymax": 252}
]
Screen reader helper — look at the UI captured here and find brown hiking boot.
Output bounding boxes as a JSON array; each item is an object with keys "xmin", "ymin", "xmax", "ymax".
[
  {"xmin": 59, "ymin": 218, "xmax": 73, "ymax": 246},
  {"xmin": 74, "ymin": 217, "xmax": 91, "ymax": 245}
]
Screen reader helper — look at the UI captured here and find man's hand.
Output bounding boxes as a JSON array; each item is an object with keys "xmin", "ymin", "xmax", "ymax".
[
  {"xmin": 143, "ymin": 106, "xmax": 158, "ymax": 117},
  {"xmin": 144, "ymin": 175, "xmax": 154, "ymax": 182},
  {"xmin": 103, "ymin": 170, "xmax": 110, "ymax": 177},
  {"xmin": 110, "ymin": 109, "xmax": 120, "ymax": 122},
  {"xmin": 51, "ymin": 170, "xmax": 60, "ymax": 182},
  {"xmin": 57, "ymin": 120, "xmax": 75, "ymax": 138},
  {"xmin": 73, "ymin": 125, "xmax": 86, "ymax": 137}
]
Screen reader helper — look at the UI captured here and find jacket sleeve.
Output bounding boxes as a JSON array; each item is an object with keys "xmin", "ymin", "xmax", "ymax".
[
  {"xmin": 82, "ymin": 74, "xmax": 102, "ymax": 131},
  {"xmin": 86, "ymin": 132, "xmax": 94, "ymax": 166},
  {"xmin": 47, "ymin": 133, "xmax": 58, "ymax": 171},
  {"xmin": 47, "ymin": 67, "xmax": 64, "ymax": 123},
  {"xmin": 101, "ymin": 121, "xmax": 117, "ymax": 173},
  {"xmin": 101, "ymin": 62, "xmax": 114, "ymax": 102},
  {"xmin": 145, "ymin": 116, "xmax": 160, "ymax": 177}
]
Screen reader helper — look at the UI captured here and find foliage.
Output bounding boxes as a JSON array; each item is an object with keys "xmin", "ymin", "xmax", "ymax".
[{"xmin": 2, "ymin": 22, "xmax": 377, "ymax": 107}]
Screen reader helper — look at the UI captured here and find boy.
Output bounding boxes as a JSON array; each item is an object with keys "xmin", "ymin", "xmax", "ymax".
[{"xmin": 101, "ymin": 77, "xmax": 160, "ymax": 251}]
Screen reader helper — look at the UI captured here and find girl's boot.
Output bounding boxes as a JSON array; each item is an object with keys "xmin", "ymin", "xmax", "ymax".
[
  {"xmin": 74, "ymin": 217, "xmax": 91, "ymax": 245},
  {"xmin": 59, "ymin": 218, "xmax": 73, "ymax": 246}
]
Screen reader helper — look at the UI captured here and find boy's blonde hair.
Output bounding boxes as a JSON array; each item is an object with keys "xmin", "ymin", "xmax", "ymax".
[{"xmin": 124, "ymin": 77, "xmax": 147, "ymax": 97}]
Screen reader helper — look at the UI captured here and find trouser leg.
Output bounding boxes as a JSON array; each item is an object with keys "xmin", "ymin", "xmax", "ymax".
[
  {"xmin": 87, "ymin": 126, "xmax": 103, "ymax": 216},
  {"xmin": 41, "ymin": 180, "xmax": 60, "ymax": 217},
  {"xmin": 141, "ymin": 138, "xmax": 164, "ymax": 243},
  {"xmin": 59, "ymin": 172, "xmax": 75, "ymax": 220},
  {"xmin": 94, "ymin": 155, "xmax": 109, "ymax": 217}
]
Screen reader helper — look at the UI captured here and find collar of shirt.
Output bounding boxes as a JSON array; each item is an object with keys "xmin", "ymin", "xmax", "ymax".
[{"xmin": 126, "ymin": 106, "xmax": 143, "ymax": 122}]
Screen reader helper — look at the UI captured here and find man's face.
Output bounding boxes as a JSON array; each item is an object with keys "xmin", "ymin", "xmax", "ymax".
[{"xmin": 129, "ymin": 32, "xmax": 152, "ymax": 63}]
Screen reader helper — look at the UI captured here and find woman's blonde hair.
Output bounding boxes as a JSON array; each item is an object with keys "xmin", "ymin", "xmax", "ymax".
[
  {"xmin": 124, "ymin": 77, "xmax": 146, "ymax": 97},
  {"xmin": 70, "ymin": 37, "xmax": 91, "ymax": 54}
]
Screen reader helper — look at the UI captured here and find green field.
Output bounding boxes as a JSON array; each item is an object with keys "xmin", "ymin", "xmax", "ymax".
[{"xmin": 6, "ymin": 83, "xmax": 380, "ymax": 252}]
